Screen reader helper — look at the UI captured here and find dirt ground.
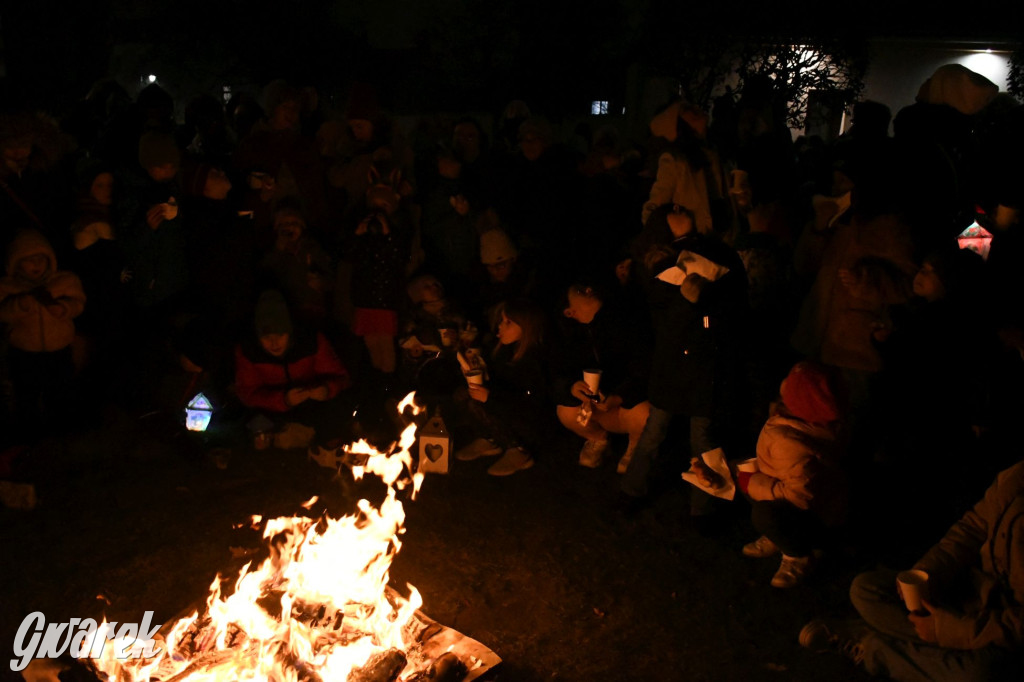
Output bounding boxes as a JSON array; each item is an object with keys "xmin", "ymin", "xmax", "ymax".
[{"xmin": 0, "ymin": 403, "xmax": 885, "ymax": 682}]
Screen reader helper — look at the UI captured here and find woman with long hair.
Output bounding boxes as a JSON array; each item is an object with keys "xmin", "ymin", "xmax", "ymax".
[{"xmin": 454, "ymin": 297, "xmax": 550, "ymax": 476}]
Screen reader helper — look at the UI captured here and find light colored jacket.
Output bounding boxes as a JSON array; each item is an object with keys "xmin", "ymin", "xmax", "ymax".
[
  {"xmin": 641, "ymin": 151, "xmax": 725, "ymax": 234},
  {"xmin": 791, "ymin": 213, "xmax": 916, "ymax": 372},
  {"xmin": 914, "ymin": 460, "xmax": 1024, "ymax": 650},
  {"xmin": 747, "ymin": 409, "xmax": 844, "ymax": 523},
  {"xmin": 0, "ymin": 230, "xmax": 85, "ymax": 352}
]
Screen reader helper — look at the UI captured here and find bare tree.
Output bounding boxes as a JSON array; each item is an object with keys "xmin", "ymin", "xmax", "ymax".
[
  {"xmin": 1009, "ymin": 46, "xmax": 1024, "ymax": 101},
  {"xmin": 735, "ymin": 37, "xmax": 868, "ymax": 128}
]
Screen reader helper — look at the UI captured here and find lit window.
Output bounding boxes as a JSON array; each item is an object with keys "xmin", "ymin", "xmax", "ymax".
[
  {"xmin": 147, "ymin": 74, "xmax": 157, "ymax": 83},
  {"xmin": 591, "ymin": 101, "xmax": 609, "ymax": 115}
]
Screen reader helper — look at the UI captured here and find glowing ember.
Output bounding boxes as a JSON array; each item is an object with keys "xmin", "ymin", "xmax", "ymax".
[{"xmin": 83, "ymin": 394, "xmax": 496, "ymax": 681}]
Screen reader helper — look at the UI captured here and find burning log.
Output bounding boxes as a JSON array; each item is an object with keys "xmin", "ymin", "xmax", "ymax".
[
  {"xmin": 347, "ymin": 648, "xmax": 407, "ymax": 682},
  {"xmin": 162, "ymin": 651, "xmax": 237, "ymax": 682},
  {"xmin": 80, "ymin": 394, "xmax": 500, "ymax": 682}
]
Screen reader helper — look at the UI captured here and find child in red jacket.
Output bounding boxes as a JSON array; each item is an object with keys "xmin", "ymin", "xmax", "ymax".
[{"xmin": 234, "ymin": 290, "xmax": 352, "ymax": 447}]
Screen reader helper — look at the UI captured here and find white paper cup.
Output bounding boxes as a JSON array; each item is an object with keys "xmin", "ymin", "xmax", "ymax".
[
  {"xmin": 583, "ymin": 369, "xmax": 602, "ymax": 396},
  {"xmin": 439, "ymin": 327, "xmax": 457, "ymax": 347},
  {"xmin": 896, "ymin": 569, "xmax": 929, "ymax": 613},
  {"xmin": 465, "ymin": 370, "xmax": 484, "ymax": 386}
]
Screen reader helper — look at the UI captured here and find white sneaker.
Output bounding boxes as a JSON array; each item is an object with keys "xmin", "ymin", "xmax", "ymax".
[
  {"xmin": 799, "ymin": 619, "xmax": 867, "ymax": 664},
  {"xmin": 578, "ymin": 440, "xmax": 608, "ymax": 468},
  {"xmin": 487, "ymin": 447, "xmax": 534, "ymax": 476},
  {"xmin": 771, "ymin": 554, "xmax": 813, "ymax": 588},
  {"xmin": 742, "ymin": 535, "xmax": 780, "ymax": 558}
]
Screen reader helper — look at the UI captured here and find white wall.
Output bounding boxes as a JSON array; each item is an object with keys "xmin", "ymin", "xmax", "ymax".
[{"xmin": 860, "ymin": 40, "xmax": 1012, "ymax": 125}]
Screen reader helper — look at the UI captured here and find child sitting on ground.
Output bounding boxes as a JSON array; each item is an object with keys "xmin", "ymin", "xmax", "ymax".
[
  {"xmin": 453, "ymin": 298, "xmax": 549, "ymax": 476},
  {"xmin": 737, "ymin": 361, "xmax": 847, "ymax": 588},
  {"xmin": 234, "ymin": 290, "xmax": 352, "ymax": 451}
]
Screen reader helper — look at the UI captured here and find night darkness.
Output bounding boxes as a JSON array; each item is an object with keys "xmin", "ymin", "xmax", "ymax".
[{"xmin": 4, "ymin": 0, "xmax": 1019, "ymax": 115}]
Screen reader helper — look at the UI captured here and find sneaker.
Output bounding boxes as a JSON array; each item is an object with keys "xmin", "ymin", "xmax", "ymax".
[
  {"xmin": 487, "ymin": 447, "xmax": 534, "ymax": 476},
  {"xmin": 455, "ymin": 437, "xmax": 503, "ymax": 461},
  {"xmin": 799, "ymin": 619, "xmax": 866, "ymax": 665},
  {"xmin": 742, "ymin": 535, "xmax": 780, "ymax": 558},
  {"xmin": 578, "ymin": 439, "xmax": 608, "ymax": 468},
  {"xmin": 771, "ymin": 554, "xmax": 813, "ymax": 588},
  {"xmin": 616, "ymin": 441, "xmax": 636, "ymax": 474}
]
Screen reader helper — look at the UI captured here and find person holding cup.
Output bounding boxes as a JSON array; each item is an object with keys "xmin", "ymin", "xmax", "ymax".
[
  {"xmin": 553, "ymin": 280, "xmax": 651, "ymax": 471},
  {"xmin": 736, "ymin": 361, "xmax": 848, "ymax": 588},
  {"xmin": 453, "ymin": 298, "xmax": 549, "ymax": 476},
  {"xmin": 800, "ymin": 459, "xmax": 1024, "ymax": 680}
]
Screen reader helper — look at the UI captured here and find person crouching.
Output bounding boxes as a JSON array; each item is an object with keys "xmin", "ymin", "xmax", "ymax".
[{"xmin": 738, "ymin": 361, "xmax": 848, "ymax": 588}]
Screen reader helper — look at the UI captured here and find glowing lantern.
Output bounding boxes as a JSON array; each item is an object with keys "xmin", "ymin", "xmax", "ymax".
[
  {"xmin": 417, "ymin": 410, "xmax": 452, "ymax": 474},
  {"xmin": 185, "ymin": 392, "xmax": 214, "ymax": 432},
  {"xmin": 957, "ymin": 221, "xmax": 993, "ymax": 261}
]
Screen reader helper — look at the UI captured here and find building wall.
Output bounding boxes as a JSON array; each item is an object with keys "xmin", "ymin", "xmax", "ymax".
[{"xmin": 860, "ymin": 40, "xmax": 1012, "ymax": 127}]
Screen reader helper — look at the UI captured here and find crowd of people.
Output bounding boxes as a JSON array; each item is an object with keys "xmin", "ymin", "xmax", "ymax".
[{"xmin": 0, "ymin": 63, "xmax": 1022, "ymax": 680}]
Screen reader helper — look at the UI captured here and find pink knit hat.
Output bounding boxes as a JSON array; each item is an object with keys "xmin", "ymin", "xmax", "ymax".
[{"xmin": 780, "ymin": 362, "xmax": 840, "ymax": 424}]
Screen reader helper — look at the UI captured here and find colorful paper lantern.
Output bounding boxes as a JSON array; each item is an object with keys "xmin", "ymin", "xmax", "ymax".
[
  {"xmin": 185, "ymin": 392, "xmax": 214, "ymax": 432},
  {"xmin": 957, "ymin": 221, "xmax": 993, "ymax": 261}
]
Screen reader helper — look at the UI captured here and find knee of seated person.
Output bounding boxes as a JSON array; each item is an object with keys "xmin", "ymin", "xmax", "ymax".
[{"xmin": 849, "ymin": 570, "xmax": 887, "ymax": 606}]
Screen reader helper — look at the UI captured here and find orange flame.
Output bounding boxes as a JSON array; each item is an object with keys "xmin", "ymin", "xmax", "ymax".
[{"xmin": 88, "ymin": 393, "xmax": 437, "ymax": 680}]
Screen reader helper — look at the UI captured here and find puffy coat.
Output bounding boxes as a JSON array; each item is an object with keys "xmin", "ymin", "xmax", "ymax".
[
  {"xmin": 0, "ymin": 230, "xmax": 85, "ymax": 352},
  {"xmin": 234, "ymin": 329, "xmax": 350, "ymax": 413},
  {"xmin": 747, "ymin": 408, "xmax": 845, "ymax": 524},
  {"xmin": 914, "ymin": 460, "xmax": 1024, "ymax": 650}
]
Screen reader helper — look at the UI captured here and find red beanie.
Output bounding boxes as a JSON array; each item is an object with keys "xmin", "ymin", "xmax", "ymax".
[{"xmin": 780, "ymin": 362, "xmax": 839, "ymax": 424}]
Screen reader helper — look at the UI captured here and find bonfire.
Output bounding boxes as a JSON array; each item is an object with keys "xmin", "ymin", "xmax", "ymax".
[{"xmin": 83, "ymin": 394, "xmax": 498, "ymax": 682}]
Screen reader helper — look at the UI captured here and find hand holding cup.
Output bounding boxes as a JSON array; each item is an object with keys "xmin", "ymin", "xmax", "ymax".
[
  {"xmin": 582, "ymin": 369, "xmax": 602, "ymax": 399},
  {"xmin": 897, "ymin": 570, "xmax": 930, "ymax": 615}
]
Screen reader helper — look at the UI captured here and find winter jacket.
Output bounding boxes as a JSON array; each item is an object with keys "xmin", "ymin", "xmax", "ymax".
[
  {"xmin": 641, "ymin": 150, "xmax": 726, "ymax": 234},
  {"xmin": 0, "ymin": 230, "xmax": 85, "ymax": 352},
  {"xmin": 114, "ymin": 171, "xmax": 189, "ymax": 308},
  {"xmin": 914, "ymin": 459, "xmax": 1024, "ymax": 651},
  {"xmin": 259, "ymin": 237, "xmax": 334, "ymax": 320},
  {"xmin": 479, "ymin": 340, "xmax": 550, "ymax": 448},
  {"xmin": 792, "ymin": 213, "xmax": 916, "ymax": 372},
  {"xmin": 747, "ymin": 408, "xmax": 846, "ymax": 524},
  {"xmin": 550, "ymin": 300, "xmax": 651, "ymax": 408},
  {"xmin": 346, "ymin": 211, "xmax": 412, "ymax": 312},
  {"xmin": 645, "ymin": 233, "xmax": 748, "ymax": 416},
  {"xmin": 234, "ymin": 329, "xmax": 350, "ymax": 413}
]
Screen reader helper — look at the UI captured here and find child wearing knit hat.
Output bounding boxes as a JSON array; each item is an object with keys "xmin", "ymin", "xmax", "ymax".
[{"xmin": 738, "ymin": 361, "xmax": 848, "ymax": 588}]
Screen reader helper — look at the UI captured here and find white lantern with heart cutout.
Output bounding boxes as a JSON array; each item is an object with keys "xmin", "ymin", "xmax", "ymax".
[{"xmin": 417, "ymin": 409, "xmax": 452, "ymax": 474}]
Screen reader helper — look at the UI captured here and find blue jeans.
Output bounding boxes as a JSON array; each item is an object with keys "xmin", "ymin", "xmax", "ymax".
[
  {"xmin": 620, "ymin": 405, "xmax": 714, "ymax": 514},
  {"xmin": 849, "ymin": 570, "xmax": 1016, "ymax": 682}
]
